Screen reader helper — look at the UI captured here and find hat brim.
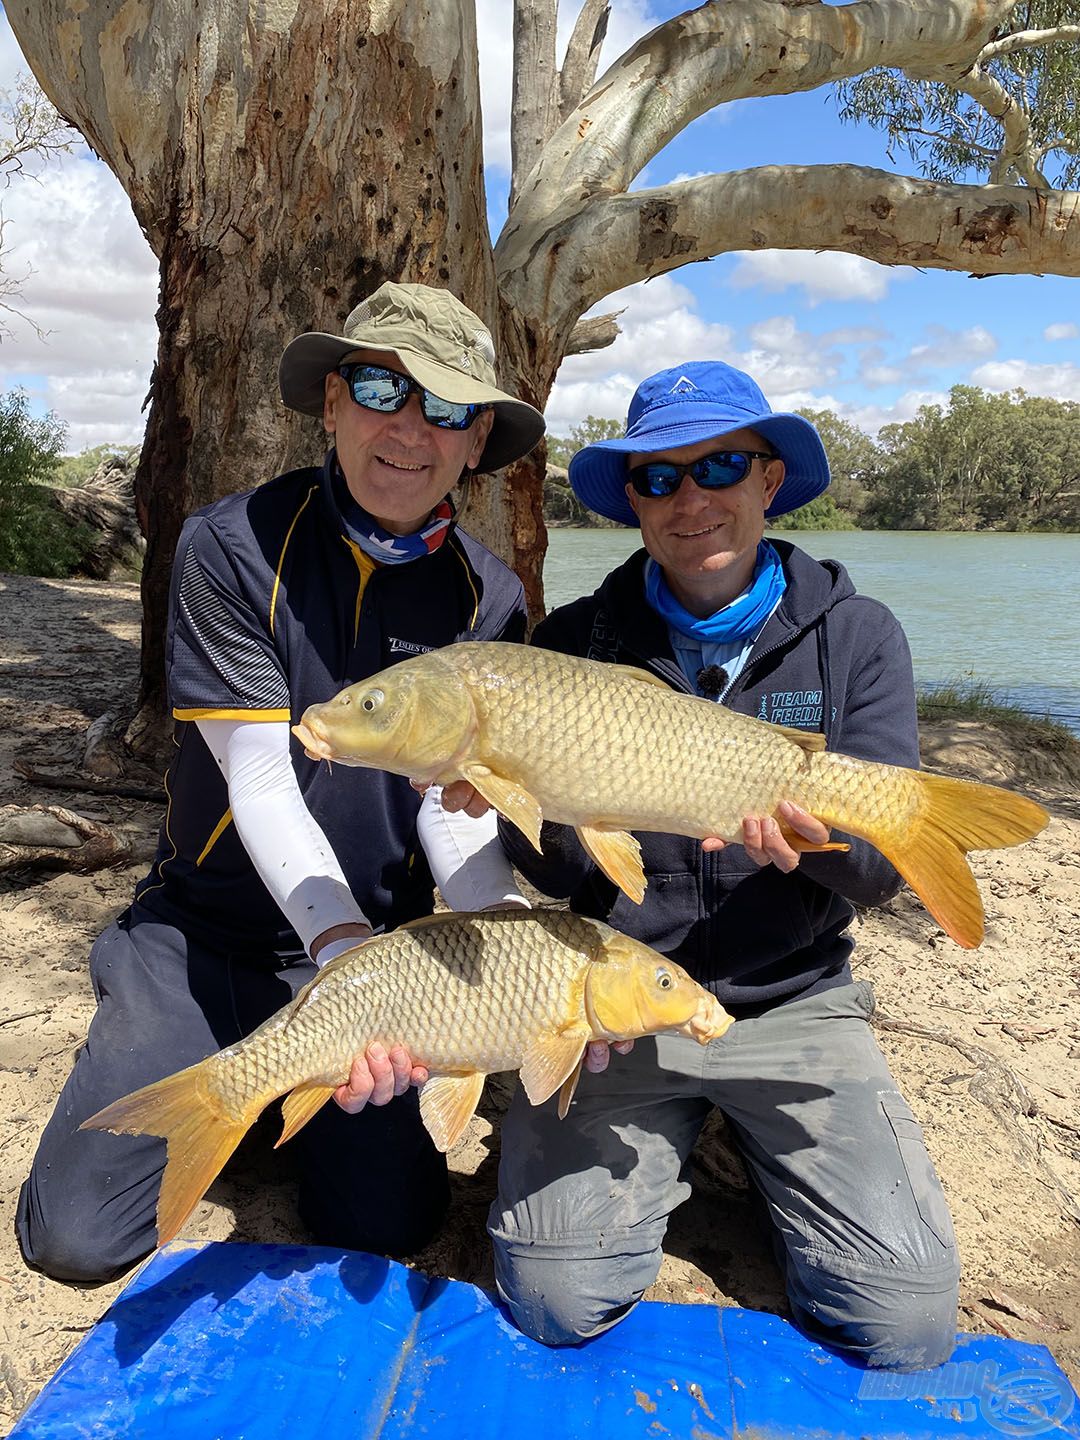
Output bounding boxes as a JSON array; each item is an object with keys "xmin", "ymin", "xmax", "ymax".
[
  {"xmin": 568, "ymin": 410, "xmax": 831, "ymax": 525},
  {"xmin": 279, "ymin": 333, "xmax": 545, "ymax": 473}
]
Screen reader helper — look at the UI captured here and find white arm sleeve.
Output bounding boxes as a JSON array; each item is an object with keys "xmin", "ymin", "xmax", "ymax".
[
  {"xmin": 418, "ymin": 786, "xmax": 530, "ymax": 913},
  {"xmin": 196, "ymin": 717, "xmax": 371, "ymax": 959}
]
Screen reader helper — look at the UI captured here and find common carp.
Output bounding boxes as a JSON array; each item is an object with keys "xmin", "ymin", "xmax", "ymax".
[
  {"xmin": 293, "ymin": 641, "xmax": 1049, "ymax": 949},
  {"xmin": 83, "ymin": 908, "xmax": 731, "ymax": 1248}
]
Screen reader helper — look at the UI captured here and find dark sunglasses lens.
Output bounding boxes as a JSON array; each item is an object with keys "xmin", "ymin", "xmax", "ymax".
[
  {"xmin": 693, "ymin": 453, "xmax": 751, "ymax": 488},
  {"xmin": 348, "ymin": 366, "xmax": 409, "ymax": 412},
  {"xmin": 631, "ymin": 464, "xmax": 681, "ymax": 497},
  {"xmin": 420, "ymin": 393, "xmax": 479, "ymax": 429}
]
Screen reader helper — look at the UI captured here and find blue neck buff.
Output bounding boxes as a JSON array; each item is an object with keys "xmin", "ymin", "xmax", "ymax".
[{"xmin": 645, "ymin": 540, "xmax": 787, "ymax": 643}]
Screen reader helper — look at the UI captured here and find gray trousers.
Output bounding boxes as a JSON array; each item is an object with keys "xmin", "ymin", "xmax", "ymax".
[
  {"xmin": 16, "ymin": 904, "xmax": 450, "ymax": 1283},
  {"xmin": 489, "ymin": 981, "xmax": 959, "ymax": 1371}
]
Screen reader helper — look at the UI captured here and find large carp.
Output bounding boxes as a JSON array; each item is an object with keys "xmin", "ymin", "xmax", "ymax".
[
  {"xmin": 83, "ymin": 909, "xmax": 731, "ymax": 1248},
  {"xmin": 294, "ymin": 641, "xmax": 1049, "ymax": 949}
]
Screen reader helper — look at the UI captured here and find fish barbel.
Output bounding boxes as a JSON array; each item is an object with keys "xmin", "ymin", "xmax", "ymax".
[
  {"xmin": 293, "ymin": 641, "xmax": 1050, "ymax": 949},
  {"xmin": 82, "ymin": 909, "xmax": 731, "ymax": 1248}
]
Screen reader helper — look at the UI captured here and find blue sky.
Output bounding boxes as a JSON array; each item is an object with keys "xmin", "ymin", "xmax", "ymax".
[{"xmin": 1, "ymin": 0, "xmax": 1077, "ymax": 452}]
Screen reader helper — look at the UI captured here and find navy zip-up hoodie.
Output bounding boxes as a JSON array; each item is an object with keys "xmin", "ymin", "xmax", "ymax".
[{"xmin": 499, "ymin": 540, "xmax": 920, "ymax": 1012}]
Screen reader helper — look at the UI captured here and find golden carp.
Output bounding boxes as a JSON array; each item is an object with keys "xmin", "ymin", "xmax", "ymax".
[
  {"xmin": 293, "ymin": 641, "xmax": 1049, "ymax": 949},
  {"xmin": 82, "ymin": 908, "xmax": 731, "ymax": 1248}
]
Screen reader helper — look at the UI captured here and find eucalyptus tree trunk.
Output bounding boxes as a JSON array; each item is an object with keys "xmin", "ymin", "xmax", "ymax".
[{"xmin": 6, "ymin": 0, "xmax": 501, "ymax": 753}]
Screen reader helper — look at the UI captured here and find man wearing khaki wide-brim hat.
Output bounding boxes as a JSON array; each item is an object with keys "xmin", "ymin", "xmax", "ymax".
[{"xmin": 17, "ymin": 283, "xmax": 544, "ymax": 1284}]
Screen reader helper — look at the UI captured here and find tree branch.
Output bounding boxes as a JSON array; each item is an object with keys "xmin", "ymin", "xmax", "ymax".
[
  {"xmin": 980, "ymin": 25, "xmax": 1080, "ymax": 62},
  {"xmin": 500, "ymin": 165, "xmax": 1080, "ymax": 325},
  {"xmin": 558, "ymin": 0, "xmax": 610, "ymax": 121},
  {"xmin": 565, "ymin": 308, "xmax": 623, "ymax": 356},
  {"xmin": 510, "ymin": 0, "xmax": 560, "ymax": 209},
  {"xmin": 503, "ymin": 0, "xmax": 1018, "ymax": 246},
  {"xmin": 955, "ymin": 66, "xmax": 1048, "ymax": 188}
]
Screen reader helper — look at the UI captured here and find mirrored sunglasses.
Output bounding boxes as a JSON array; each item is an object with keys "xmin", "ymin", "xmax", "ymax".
[
  {"xmin": 338, "ymin": 362, "xmax": 488, "ymax": 430},
  {"xmin": 628, "ymin": 449, "xmax": 776, "ymax": 498}
]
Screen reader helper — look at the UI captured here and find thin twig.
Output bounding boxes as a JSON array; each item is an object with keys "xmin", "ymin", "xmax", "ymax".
[{"xmin": 0, "ymin": 1007, "xmax": 50, "ymax": 1028}]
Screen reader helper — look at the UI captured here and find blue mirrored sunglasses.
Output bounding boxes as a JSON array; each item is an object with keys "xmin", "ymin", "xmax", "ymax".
[
  {"xmin": 338, "ymin": 362, "xmax": 488, "ymax": 430},
  {"xmin": 628, "ymin": 449, "xmax": 776, "ymax": 498}
]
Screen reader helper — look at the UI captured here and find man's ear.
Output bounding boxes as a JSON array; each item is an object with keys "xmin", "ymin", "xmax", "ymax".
[
  {"xmin": 323, "ymin": 373, "xmax": 340, "ymax": 434},
  {"xmin": 465, "ymin": 408, "xmax": 495, "ymax": 469},
  {"xmin": 762, "ymin": 457, "xmax": 785, "ymax": 510}
]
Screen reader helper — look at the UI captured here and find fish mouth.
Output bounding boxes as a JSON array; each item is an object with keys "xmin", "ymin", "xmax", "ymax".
[
  {"xmin": 291, "ymin": 720, "xmax": 333, "ymax": 762},
  {"xmin": 676, "ymin": 995, "xmax": 734, "ymax": 1045}
]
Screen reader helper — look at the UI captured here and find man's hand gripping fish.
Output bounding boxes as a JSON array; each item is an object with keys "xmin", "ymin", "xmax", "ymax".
[
  {"xmin": 83, "ymin": 909, "xmax": 731, "ymax": 1248},
  {"xmin": 294, "ymin": 641, "xmax": 1049, "ymax": 949}
]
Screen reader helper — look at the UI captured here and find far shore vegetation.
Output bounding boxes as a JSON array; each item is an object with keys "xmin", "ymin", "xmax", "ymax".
[
  {"xmin": 2, "ymin": 381, "xmax": 1076, "ymax": 585},
  {"xmin": 547, "ymin": 386, "xmax": 1079, "ymax": 534}
]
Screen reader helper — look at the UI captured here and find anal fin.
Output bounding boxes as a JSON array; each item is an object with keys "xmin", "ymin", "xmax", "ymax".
[
  {"xmin": 577, "ymin": 824, "xmax": 645, "ymax": 904},
  {"xmin": 276, "ymin": 1081, "xmax": 337, "ymax": 1147},
  {"xmin": 418, "ymin": 1072, "xmax": 486, "ymax": 1152},
  {"xmin": 557, "ymin": 1055, "xmax": 585, "ymax": 1119},
  {"xmin": 777, "ymin": 821, "xmax": 850, "ymax": 855},
  {"xmin": 463, "ymin": 764, "xmax": 544, "ymax": 853}
]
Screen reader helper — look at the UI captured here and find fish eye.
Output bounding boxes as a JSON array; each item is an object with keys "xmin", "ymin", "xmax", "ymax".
[
  {"xmin": 655, "ymin": 967, "xmax": 673, "ymax": 990},
  {"xmin": 361, "ymin": 689, "xmax": 384, "ymax": 713}
]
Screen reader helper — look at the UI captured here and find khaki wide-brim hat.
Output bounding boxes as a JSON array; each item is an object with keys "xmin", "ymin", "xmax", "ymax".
[{"xmin": 279, "ymin": 281, "xmax": 545, "ymax": 473}]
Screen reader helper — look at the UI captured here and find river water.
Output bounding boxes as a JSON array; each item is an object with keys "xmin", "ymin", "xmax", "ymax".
[{"xmin": 543, "ymin": 530, "xmax": 1080, "ymax": 734}]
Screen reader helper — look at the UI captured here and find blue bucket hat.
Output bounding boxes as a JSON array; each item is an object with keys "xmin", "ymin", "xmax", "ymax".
[{"xmin": 568, "ymin": 360, "xmax": 831, "ymax": 525}]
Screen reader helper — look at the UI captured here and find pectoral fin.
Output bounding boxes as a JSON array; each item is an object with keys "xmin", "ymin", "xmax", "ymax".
[
  {"xmin": 463, "ymin": 764, "xmax": 544, "ymax": 853},
  {"xmin": 577, "ymin": 824, "xmax": 646, "ymax": 904},
  {"xmin": 520, "ymin": 1025, "xmax": 592, "ymax": 1108},
  {"xmin": 418, "ymin": 1072, "xmax": 487, "ymax": 1153},
  {"xmin": 276, "ymin": 1081, "xmax": 337, "ymax": 1147}
]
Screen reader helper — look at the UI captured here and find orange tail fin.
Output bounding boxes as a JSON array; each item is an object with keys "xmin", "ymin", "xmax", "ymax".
[
  {"xmin": 82, "ymin": 1065, "xmax": 257, "ymax": 1247},
  {"xmin": 878, "ymin": 774, "xmax": 1048, "ymax": 948}
]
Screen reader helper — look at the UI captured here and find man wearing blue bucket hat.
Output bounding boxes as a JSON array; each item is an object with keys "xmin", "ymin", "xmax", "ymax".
[{"xmin": 486, "ymin": 360, "xmax": 960, "ymax": 1371}]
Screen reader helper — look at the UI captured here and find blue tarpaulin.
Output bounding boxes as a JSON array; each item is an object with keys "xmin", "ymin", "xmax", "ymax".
[{"xmin": 10, "ymin": 1241, "xmax": 1079, "ymax": 1439}]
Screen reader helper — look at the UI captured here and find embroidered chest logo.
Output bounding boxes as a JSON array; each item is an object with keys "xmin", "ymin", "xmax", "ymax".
[
  {"xmin": 388, "ymin": 638, "xmax": 433, "ymax": 657},
  {"xmin": 757, "ymin": 688, "xmax": 824, "ymax": 728}
]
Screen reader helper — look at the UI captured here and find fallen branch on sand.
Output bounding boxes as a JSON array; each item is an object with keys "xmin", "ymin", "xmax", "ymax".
[
  {"xmin": 0, "ymin": 804, "xmax": 131, "ymax": 873},
  {"xmin": 872, "ymin": 1011, "xmax": 1080, "ymax": 1226},
  {"xmin": 13, "ymin": 759, "xmax": 165, "ymax": 804}
]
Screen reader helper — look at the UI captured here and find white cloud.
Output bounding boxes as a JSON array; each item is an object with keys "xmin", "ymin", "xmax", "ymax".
[
  {"xmin": 547, "ymin": 293, "xmax": 851, "ymax": 434},
  {"xmin": 908, "ymin": 324, "xmax": 996, "ymax": 368},
  {"xmin": 727, "ymin": 249, "xmax": 897, "ymax": 306},
  {"xmin": 844, "ymin": 389, "xmax": 950, "ymax": 437},
  {"xmin": 970, "ymin": 358, "xmax": 1080, "ymax": 401},
  {"xmin": 546, "ymin": 274, "xmax": 736, "ymax": 433},
  {"xmin": 0, "ymin": 142, "xmax": 157, "ymax": 447},
  {"xmin": 1044, "ymin": 322, "xmax": 1078, "ymax": 342}
]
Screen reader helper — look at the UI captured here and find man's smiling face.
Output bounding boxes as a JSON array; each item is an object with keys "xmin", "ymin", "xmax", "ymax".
[
  {"xmin": 625, "ymin": 427, "xmax": 785, "ymax": 615},
  {"xmin": 323, "ymin": 347, "xmax": 493, "ymax": 535}
]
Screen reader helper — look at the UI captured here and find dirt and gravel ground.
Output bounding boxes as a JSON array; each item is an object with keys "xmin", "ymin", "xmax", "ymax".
[{"xmin": 1, "ymin": 571, "xmax": 1078, "ymax": 1429}]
